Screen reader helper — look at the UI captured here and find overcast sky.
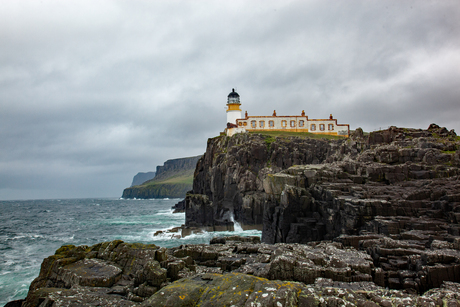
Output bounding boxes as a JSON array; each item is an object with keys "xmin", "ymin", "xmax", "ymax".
[{"xmin": 1, "ymin": 0, "xmax": 459, "ymax": 200}]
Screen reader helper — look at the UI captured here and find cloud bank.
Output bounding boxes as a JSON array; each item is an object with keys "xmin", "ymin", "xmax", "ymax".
[{"xmin": 1, "ymin": 0, "xmax": 459, "ymax": 199}]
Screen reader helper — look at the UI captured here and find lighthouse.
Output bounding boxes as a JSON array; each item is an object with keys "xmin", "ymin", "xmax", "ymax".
[{"xmin": 226, "ymin": 88, "xmax": 242, "ymax": 125}]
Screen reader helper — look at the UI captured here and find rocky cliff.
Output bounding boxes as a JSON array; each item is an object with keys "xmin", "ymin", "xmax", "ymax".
[
  {"xmin": 184, "ymin": 125, "xmax": 460, "ymax": 291},
  {"xmin": 122, "ymin": 155, "xmax": 201, "ymax": 199},
  {"xmin": 186, "ymin": 125, "xmax": 459, "ymax": 237},
  {"xmin": 186, "ymin": 133, "xmax": 342, "ymax": 231}
]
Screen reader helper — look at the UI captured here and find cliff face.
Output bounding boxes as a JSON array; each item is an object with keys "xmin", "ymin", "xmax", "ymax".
[
  {"xmin": 186, "ymin": 133, "xmax": 352, "ymax": 230},
  {"xmin": 122, "ymin": 155, "xmax": 201, "ymax": 199},
  {"xmin": 154, "ymin": 156, "xmax": 202, "ymax": 182},
  {"xmin": 261, "ymin": 125, "xmax": 460, "ymax": 244},
  {"xmin": 184, "ymin": 125, "xmax": 460, "ymax": 291},
  {"xmin": 187, "ymin": 125, "xmax": 460, "ymax": 237}
]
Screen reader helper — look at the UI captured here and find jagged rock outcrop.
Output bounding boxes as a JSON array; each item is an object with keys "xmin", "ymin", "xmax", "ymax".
[
  {"xmin": 171, "ymin": 197, "xmax": 187, "ymax": 213},
  {"xmin": 186, "ymin": 133, "xmax": 345, "ymax": 231},
  {"xmin": 183, "ymin": 125, "xmax": 460, "ymax": 292},
  {"xmin": 122, "ymin": 155, "xmax": 201, "ymax": 199},
  {"xmin": 15, "ymin": 238, "xmax": 460, "ymax": 306},
  {"xmin": 186, "ymin": 124, "xmax": 460, "ymax": 237},
  {"xmin": 186, "ymin": 125, "xmax": 460, "ymax": 237}
]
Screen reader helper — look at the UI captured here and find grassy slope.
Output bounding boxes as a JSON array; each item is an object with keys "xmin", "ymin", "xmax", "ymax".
[
  {"xmin": 140, "ymin": 170, "xmax": 194, "ymax": 187},
  {"xmin": 248, "ymin": 130, "xmax": 346, "ymax": 140}
]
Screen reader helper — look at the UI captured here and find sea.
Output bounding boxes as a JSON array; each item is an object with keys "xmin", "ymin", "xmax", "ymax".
[{"xmin": 0, "ymin": 198, "xmax": 261, "ymax": 306}]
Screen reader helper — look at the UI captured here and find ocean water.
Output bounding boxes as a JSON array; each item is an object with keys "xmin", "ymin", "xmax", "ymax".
[{"xmin": 0, "ymin": 198, "xmax": 261, "ymax": 306}]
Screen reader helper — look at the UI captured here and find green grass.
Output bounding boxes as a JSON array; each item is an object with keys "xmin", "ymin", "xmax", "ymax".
[
  {"xmin": 160, "ymin": 174, "xmax": 194, "ymax": 185},
  {"xmin": 248, "ymin": 130, "xmax": 346, "ymax": 140},
  {"xmin": 140, "ymin": 172, "xmax": 194, "ymax": 187},
  {"xmin": 264, "ymin": 136, "xmax": 276, "ymax": 148}
]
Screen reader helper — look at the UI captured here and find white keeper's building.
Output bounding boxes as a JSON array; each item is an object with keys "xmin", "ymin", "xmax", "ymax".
[{"xmin": 225, "ymin": 88, "xmax": 349, "ymax": 137}]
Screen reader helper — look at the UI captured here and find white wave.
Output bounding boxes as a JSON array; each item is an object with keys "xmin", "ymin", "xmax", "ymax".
[
  {"xmin": 149, "ymin": 231, "xmax": 182, "ymax": 241},
  {"xmin": 147, "ymin": 227, "xmax": 262, "ymax": 245},
  {"xmin": 9, "ymin": 233, "xmax": 45, "ymax": 240},
  {"xmin": 155, "ymin": 209, "xmax": 175, "ymax": 216},
  {"xmin": 48, "ymin": 234, "xmax": 75, "ymax": 242},
  {"xmin": 229, "ymin": 212, "xmax": 243, "ymax": 232}
]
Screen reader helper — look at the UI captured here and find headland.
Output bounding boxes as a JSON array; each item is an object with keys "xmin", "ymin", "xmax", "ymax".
[{"xmin": 10, "ymin": 123, "xmax": 460, "ymax": 306}]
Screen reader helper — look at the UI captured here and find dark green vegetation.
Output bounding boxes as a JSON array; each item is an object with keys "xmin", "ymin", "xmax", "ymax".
[
  {"xmin": 248, "ymin": 130, "xmax": 346, "ymax": 140},
  {"xmin": 248, "ymin": 130, "xmax": 347, "ymax": 153}
]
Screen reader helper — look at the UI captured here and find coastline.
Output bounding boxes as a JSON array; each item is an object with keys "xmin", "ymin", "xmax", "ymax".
[{"xmin": 11, "ymin": 236, "xmax": 460, "ymax": 306}]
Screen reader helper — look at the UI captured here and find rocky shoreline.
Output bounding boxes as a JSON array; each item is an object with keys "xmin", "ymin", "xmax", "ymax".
[
  {"xmin": 9, "ymin": 124, "xmax": 460, "ymax": 306},
  {"xmin": 8, "ymin": 236, "xmax": 460, "ymax": 306}
]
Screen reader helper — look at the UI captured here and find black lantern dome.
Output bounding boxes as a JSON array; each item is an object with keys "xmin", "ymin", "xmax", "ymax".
[
  {"xmin": 227, "ymin": 88, "xmax": 240, "ymax": 104},
  {"xmin": 227, "ymin": 88, "xmax": 240, "ymax": 98}
]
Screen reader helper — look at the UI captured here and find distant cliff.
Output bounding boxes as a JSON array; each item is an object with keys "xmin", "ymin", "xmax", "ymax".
[
  {"xmin": 154, "ymin": 156, "xmax": 201, "ymax": 182},
  {"xmin": 130, "ymin": 171, "xmax": 155, "ymax": 186},
  {"xmin": 122, "ymin": 155, "xmax": 202, "ymax": 199}
]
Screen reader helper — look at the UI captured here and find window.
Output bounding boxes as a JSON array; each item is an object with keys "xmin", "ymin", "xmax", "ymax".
[
  {"xmin": 311, "ymin": 124, "xmax": 316, "ymax": 131},
  {"xmin": 243, "ymin": 122, "xmax": 247, "ymax": 126},
  {"xmin": 328, "ymin": 124, "xmax": 334, "ymax": 131},
  {"xmin": 320, "ymin": 124, "xmax": 325, "ymax": 131},
  {"xmin": 251, "ymin": 120, "xmax": 256, "ymax": 128},
  {"xmin": 259, "ymin": 121, "xmax": 265, "ymax": 128},
  {"xmin": 269, "ymin": 120, "xmax": 274, "ymax": 127},
  {"xmin": 290, "ymin": 120, "xmax": 296, "ymax": 127},
  {"xmin": 238, "ymin": 122, "xmax": 242, "ymax": 126},
  {"xmin": 299, "ymin": 120, "xmax": 304, "ymax": 127},
  {"xmin": 281, "ymin": 120, "xmax": 287, "ymax": 127}
]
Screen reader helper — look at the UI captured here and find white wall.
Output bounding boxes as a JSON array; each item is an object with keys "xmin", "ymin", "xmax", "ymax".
[{"xmin": 227, "ymin": 110, "xmax": 242, "ymax": 125}]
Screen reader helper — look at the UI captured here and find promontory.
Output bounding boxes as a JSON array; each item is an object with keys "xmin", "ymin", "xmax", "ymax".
[{"xmin": 10, "ymin": 124, "xmax": 460, "ymax": 307}]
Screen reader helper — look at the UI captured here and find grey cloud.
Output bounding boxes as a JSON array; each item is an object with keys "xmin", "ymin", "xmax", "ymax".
[{"xmin": 0, "ymin": 0, "xmax": 459, "ymax": 199}]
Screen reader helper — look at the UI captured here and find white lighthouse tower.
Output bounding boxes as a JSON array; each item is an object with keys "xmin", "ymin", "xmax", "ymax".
[{"xmin": 226, "ymin": 88, "xmax": 242, "ymax": 125}]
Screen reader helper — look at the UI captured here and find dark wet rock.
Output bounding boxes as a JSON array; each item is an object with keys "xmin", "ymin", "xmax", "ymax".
[
  {"xmin": 17, "ymin": 239, "xmax": 460, "ymax": 306},
  {"xmin": 4, "ymin": 299, "xmax": 25, "ymax": 307},
  {"xmin": 134, "ymin": 260, "xmax": 166, "ymax": 287},
  {"xmin": 58, "ymin": 258, "xmax": 122, "ymax": 288},
  {"xmin": 185, "ymin": 125, "xmax": 460, "ymax": 243},
  {"xmin": 171, "ymin": 198, "xmax": 187, "ymax": 213}
]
